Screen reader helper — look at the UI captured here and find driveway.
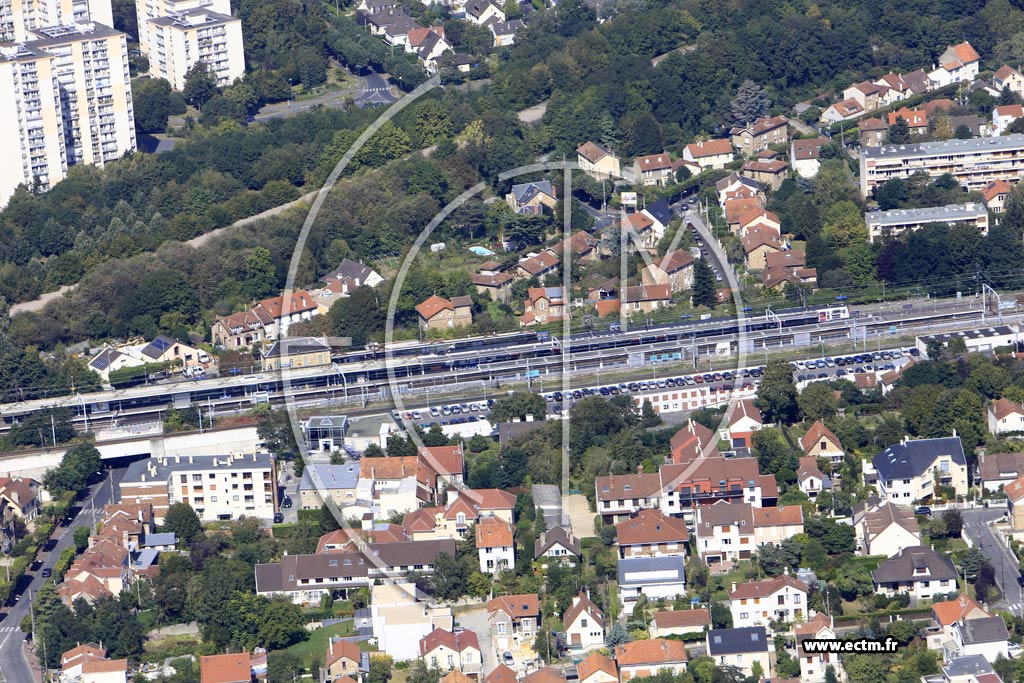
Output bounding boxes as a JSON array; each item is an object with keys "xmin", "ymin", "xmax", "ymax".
[
  {"xmin": 962, "ymin": 507, "xmax": 1022, "ymax": 614},
  {"xmin": 455, "ymin": 606, "xmax": 497, "ymax": 674}
]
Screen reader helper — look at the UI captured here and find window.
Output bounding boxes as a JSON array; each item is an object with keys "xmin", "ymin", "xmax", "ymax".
[
  {"xmin": 581, "ymin": 619, "xmax": 588, "ymax": 628},
  {"xmin": 740, "ymin": 612, "xmax": 748, "ymax": 619}
]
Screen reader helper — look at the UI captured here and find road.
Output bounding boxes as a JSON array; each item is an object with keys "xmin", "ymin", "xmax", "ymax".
[
  {"xmin": 253, "ymin": 70, "xmax": 397, "ymax": 121},
  {"xmin": 681, "ymin": 207, "xmax": 736, "ymax": 291},
  {"xmin": 0, "ymin": 468, "xmax": 123, "ymax": 682},
  {"xmin": 961, "ymin": 507, "xmax": 1021, "ymax": 614}
]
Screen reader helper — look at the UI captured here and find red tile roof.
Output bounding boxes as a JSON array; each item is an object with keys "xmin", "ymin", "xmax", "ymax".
[
  {"xmin": 563, "ymin": 591, "xmax": 605, "ymax": 629},
  {"xmin": 326, "ymin": 637, "xmax": 362, "ymax": 668},
  {"xmin": 931, "ymin": 594, "xmax": 988, "ymax": 626},
  {"xmin": 578, "ymin": 141, "xmax": 614, "ymax": 164},
  {"xmin": 685, "ymin": 139, "xmax": 732, "ymax": 159},
  {"xmin": 616, "ymin": 509, "xmax": 689, "ymax": 546},
  {"xmin": 729, "ymin": 573, "xmax": 808, "ymax": 600},
  {"xmin": 420, "ymin": 628, "xmax": 481, "ymax": 656},
  {"xmin": 595, "ymin": 473, "xmax": 662, "ymax": 501},
  {"xmin": 615, "ymin": 638, "xmax": 688, "ymax": 665},
  {"xmin": 488, "ymin": 594, "xmax": 539, "ymax": 619},
  {"xmin": 475, "ymin": 516, "xmax": 514, "ymax": 548},
  {"xmin": 416, "ymin": 295, "xmax": 454, "ymax": 321},
  {"xmin": 752, "ymin": 505, "xmax": 803, "ymax": 528},
  {"xmin": 577, "ymin": 652, "xmax": 618, "ymax": 682},
  {"xmin": 653, "ymin": 250, "xmax": 694, "ymax": 274},
  {"xmin": 634, "ymin": 153, "xmax": 672, "ymax": 171},
  {"xmin": 419, "ymin": 445, "xmax": 464, "ymax": 476},
  {"xmin": 200, "ymin": 653, "xmax": 252, "ymax": 683},
  {"xmin": 652, "ymin": 608, "xmax": 710, "ymax": 629},
  {"xmin": 669, "ymin": 420, "xmax": 717, "ymax": 465},
  {"xmin": 486, "ymin": 665, "xmax": 518, "ymax": 683},
  {"xmin": 800, "ymin": 421, "xmax": 842, "ymax": 454},
  {"xmin": 982, "ymin": 180, "xmax": 1013, "ymax": 203}
]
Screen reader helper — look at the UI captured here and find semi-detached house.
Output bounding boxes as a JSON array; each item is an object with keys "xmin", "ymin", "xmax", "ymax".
[
  {"xmin": 870, "ymin": 436, "xmax": 968, "ymax": 503},
  {"xmin": 728, "ymin": 573, "xmax": 808, "ymax": 628}
]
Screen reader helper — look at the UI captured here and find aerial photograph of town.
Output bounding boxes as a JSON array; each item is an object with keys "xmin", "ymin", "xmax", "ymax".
[{"xmin": 10, "ymin": 0, "xmax": 1024, "ymax": 682}]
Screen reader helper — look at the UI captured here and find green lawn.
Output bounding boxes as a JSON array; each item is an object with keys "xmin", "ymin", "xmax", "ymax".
[{"xmin": 285, "ymin": 620, "xmax": 356, "ymax": 670}]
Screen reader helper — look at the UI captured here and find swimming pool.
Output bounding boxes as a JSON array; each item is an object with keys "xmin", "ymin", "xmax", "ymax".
[{"xmin": 468, "ymin": 245, "xmax": 495, "ymax": 256}]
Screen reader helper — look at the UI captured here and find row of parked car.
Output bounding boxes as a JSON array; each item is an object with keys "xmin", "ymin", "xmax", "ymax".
[
  {"xmin": 540, "ymin": 366, "xmax": 767, "ymax": 404},
  {"xmin": 792, "ymin": 348, "xmax": 917, "ymax": 371}
]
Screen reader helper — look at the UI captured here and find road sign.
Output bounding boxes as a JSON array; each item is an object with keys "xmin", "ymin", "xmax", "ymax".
[{"xmin": 621, "ymin": 192, "xmax": 638, "ymax": 207}]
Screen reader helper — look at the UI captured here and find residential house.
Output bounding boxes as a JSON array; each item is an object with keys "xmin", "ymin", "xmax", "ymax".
[
  {"xmin": 0, "ymin": 478, "xmax": 38, "ymax": 534},
  {"xmin": 661, "ymin": 458, "xmax": 778, "ymax": 522},
  {"xmin": 641, "ymin": 198, "xmax": 673, "ymax": 240},
  {"xmin": 633, "ymin": 153, "xmax": 674, "ymax": 186},
  {"xmin": 563, "ymin": 591, "xmax": 605, "ymax": 651},
  {"xmin": 668, "ymin": 419, "xmax": 717, "ymax": 465},
  {"xmin": 800, "ymin": 421, "xmax": 845, "ymax": 464},
  {"xmin": 871, "ymin": 545, "xmax": 959, "ymax": 602},
  {"xmin": 796, "ymin": 613, "xmax": 844, "ymax": 683},
  {"xmin": 993, "ymin": 104, "xmax": 1024, "ymax": 136},
  {"xmin": 489, "ymin": 20, "xmax": 524, "ymax": 47},
  {"xmin": 740, "ymin": 159, "xmax": 789, "ymax": 191},
  {"xmin": 988, "ymin": 397, "xmax": 1024, "ymax": 434},
  {"xmin": 464, "ymin": 0, "xmax": 504, "ymax": 24},
  {"xmin": 357, "ymin": 454, "xmax": 438, "ymax": 518},
  {"xmin": 328, "ymin": 258, "xmax": 384, "ymax": 289},
  {"xmin": 298, "ymin": 463, "xmax": 359, "ymax": 511},
  {"xmin": 471, "ymin": 265, "xmax": 514, "ymax": 303},
  {"xmin": 619, "ymin": 284, "xmax": 672, "ymax": 314},
  {"xmin": 929, "ymin": 41, "xmax": 980, "ymax": 88},
  {"xmin": 721, "ymin": 398, "xmax": 763, "ymax": 447},
  {"xmin": 950, "ymin": 114, "xmax": 986, "ymax": 137},
  {"xmin": 506, "ymin": 181, "xmax": 557, "ymax": 214},
  {"xmin": 642, "ymin": 251, "xmax": 694, "ymax": 294},
  {"xmin": 595, "ymin": 472, "xmax": 662, "ymax": 523},
  {"xmin": 871, "ymin": 436, "xmax": 969, "ymax": 503},
  {"xmin": 693, "ymin": 500, "xmax": 801, "ymax": 565},
  {"xmin": 614, "ymin": 639, "xmax": 688, "ymax": 681},
  {"xmin": 737, "ymin": 208, "xmax": 781, "ymax": 238},
  {"xmin": 730, "ymin": 116, "xmax": 790, "ymax": 157},
  {"xmin": 790, "ymin": 138, "xmax": 828, "ymax": 178},
  {"xmin": 797, "ymin": 456, "xmax": 832, "ymax": 499},
  {"xmin": 729, "ymin": 573, "xmax": 808, "ymax": 628},
  {"xmin": 650, "ymin": 609, "xmax": 710, "ymax": 638},
  {"xmin": 617, "ymin": 556, "xmax": 687, "ymax": 609},
  {"xmin": 752, "ymin": 505, "xmax": 804, "ymax": 546},
  {"xmin": 326, "ymin": 637, "xmax": 369, "ymax": 682},
  {"xmin": 523, "ymin": 669, "xmax": 566, "ymax": 683},
  {"xmin": 1007, "ymin": 476, "xmax": 1024, "ymax": 532},
  {"xmin": 742, "ymin": 225, "xmax": 784, "ymax": 271},
  {"xmin": 941, "ymin": 655, "xmax": 997, "ymax": 683},
  {"xmin": 874, "ymin": 72, "xmax": 915, "ymax": 99},
  {"xmin": 858, "ymin": 117, "xmax": 889, "ymax": 147},
  {"xmin": 855, "ymin": 498, "xmax": 922, "ymax": 556},
  {"xmin": 995, "ymin": 65, "xmax": 1024, "ymax": 98},
  {"xmin": 411, "ymin": 27, "xmax": 451, "ymax": 73},
  {"xmin": 724, "ymin": 197, "xmax": 765, "ymax": 233},
  {"xmin": 549, "ymin": 231, "xmax": 600, "ymax": 262},
  {"xmin": 762, "ymin": 265, "xmax": 817, "ymax": 292},
  {"xmin": 683, "ymin": 139, "xmax": 733, "ymax": 170},
  {"xmin": 577, "ymin": 141, "xmax": 621, "ymax": 179},
  {"xmin": 487, "ymin": 594, "xmax": 539, "ymax": 652},
  {"xmin": 476, "ymin": 516, "xmax": 515, "ymax": 574},
  {"xmin": 416, "ymin": 295, "xmax": 473, "ymax": 333},
  {"xmin": 928, "ymin": 594, "xmax": 992, "ymax": 654},
  {"xmin": 200, "ymin": 653, "xmax": 252, "ymax": 683},
  {"xmin": 82, "ymin": 658, "xmax": 128, "ymax": 683},
  {"xmin": 820, "ymin": 98, "xmax": 864, "ymax": 123},
  {"xmin": 888, "ymin": 107, "xmax": 928, "ymax": 135},
  {"xmin": 404, "ymin": 488, "xmax": 517, "ymax": 541},
  {"xmin": 615, "ymin": 508, "xmax": 688, "ymax": 558},
  {"xmin": 211, "ymin": 291, "xmax": 319, "ymax": 348},
  {"xmin": 951, "ymin": 616, "xmax": 1010, "ymax": 663},
  {"xmin": 577, "ymin": 653, "xmax": 618, "ymax": 683},
  {"xmin": 706, "ymin": 627, "xmax": 772, "ymax": 678},
  {"xmin": 261, "ymin": 337, "xmax": 332, "ymax": 372},
  {"xmin": 844, "ymin": 81, "xmax": 890, "ymax": 111},
  {"xmin": 419, "ymin": 628, "xmax": 482, "ymax": 675},
  {"xmin": 981, "ymin": 179, "xmax": 1012, "ymax": 215},
  {"xmin": 57, "ymin": 537, "xmax": 130, "ymax": 605},
  {"xmin": 420, "ymin": 445, "xmax": 465, "ymax": 490},
  {"xmin": 716, "ymin": 173, "xmax": 762, "ymax": 208},
  {"xmin": 61, "ymin": 644, "xmax": 108, "ymax": 681},
  {"xmin": 977, "ymin": 451, "xmax": 1024, "ymax": 492},
  {"xmin": 371, "ymin": 582, "xmax": 453, "ymax": 661},
  {"xmin": 522, "ymin": 287, "xmax": 567, "ymax": 326},
  {"xmin": 486, "ymin": 665, "xmax": 519, "ymax": 683},
  {"xmin": 535, "ymin": 525, "xmax": 580, "ymax": 560},
  {"xmin": 514, "ymin": 251, "xmax": 560, "ymax": 281}
]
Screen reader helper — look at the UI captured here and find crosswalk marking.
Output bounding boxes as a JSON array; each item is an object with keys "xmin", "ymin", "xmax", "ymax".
[{"xmin": 0, "ymin": 627, "xmax": 21, "ymax": 633}]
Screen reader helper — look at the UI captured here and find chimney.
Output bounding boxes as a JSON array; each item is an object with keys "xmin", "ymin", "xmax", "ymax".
[
  {"xmin": 637, "ymin": 464, "xmax": 644, "ymax": 474},
  {"xmin": 731, "ymin": 582, "xmax": 737, "ymax": 593}
]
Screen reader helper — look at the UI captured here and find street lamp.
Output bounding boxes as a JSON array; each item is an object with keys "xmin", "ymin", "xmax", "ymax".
[{"xmin": 288, "ymin": 79, "xmax": 293, "ymax": 106}]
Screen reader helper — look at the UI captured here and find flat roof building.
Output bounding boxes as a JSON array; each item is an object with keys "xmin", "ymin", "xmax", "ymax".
[
  {"xmin": 147, "ymin": 7, "xmax": 245, "ymax": 89},
  {"xmin": 865, "ymin": 203, "xmax": 989, "ymax": 242},
  {"xmin": 860, "ymin": 135, "xmax": 1024, "ymax": 197}
]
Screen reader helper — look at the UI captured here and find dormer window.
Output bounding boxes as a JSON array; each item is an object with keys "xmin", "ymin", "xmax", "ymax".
[{"xmin": 457, "ymin": 512, "xmax": 466, "ymax": 524}]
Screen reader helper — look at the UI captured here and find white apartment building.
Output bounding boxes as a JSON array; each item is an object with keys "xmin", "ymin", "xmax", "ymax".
[
  {"xmin": 0, "ymin": 20, "xmax": 135, "ymax": 206},
  {"xmin": 860, "ymin": 135, "xmax": 1024, "ymax": 197},
  {"xmin": 0, "ymin": 0, "xmax": 112, "ymax": 42},
  {"xmin": 118, "ymin": 452, "xmax": 278, "ymax": 523},
  {"xmin": 865, "ymin": 203, "xmax": 989, "ymax": 242},
  {"xmin": 146, "ymin": 7, "xmax": 244, "ymax": 89}
]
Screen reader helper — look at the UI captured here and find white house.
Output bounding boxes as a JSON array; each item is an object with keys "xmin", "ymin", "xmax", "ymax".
[
  {"xmin": 371, "ymin": 583, "xmax": 453, "ymax": 661},
  {"xmin": 683, "ymin": 139, "xmax": 733, "ymax": 170},
  {"xmin": 419, "ymin": 628, "xmax": 482, "ymax": 675},
  {"xmin": 614, "ymin": 639, "xmax": 689, "ymax": 682},
  {"xmin": 720, "ymin": 398, "xmax": 763, "ymax": 448},
  {"xmin": 563, "ymin": 592, "xmax": 605, "ymax": 651},
  {"xmin": 855, "ymin": 499, "xmax": 921, "ymax": 557},
  {"xmin": 871, "ymin": 546, "xmax": 958, "ymax": 603},
  {"xmin": 871, "ymin": 436, "xmax": 969, "ymax": 503},
  {"xmin": 534, "ymin": 525, "xmax": 580, "ymax": 561},
  {"xmin": 800, "ymin": 421, "xmax": 845, "ymax": 465},
  {"xmin": 476, "ymin": 517, "xmax": 515, "ymax": 574},
  {"xmin": 796, "ymin": 614, "xmax": 845, "ymax": 683},
  {"xmin": 951, "ymin": 616, "xmax": 1010, "ymax": 663},
  {"xmin": 487, "ymin": 594, "xmax": 539, "ymax": 653},
  {"xmin": 617, "ymin": 556, "xmax": 686, "ymax": 610},
  {"xmin": 928, "ymin": 42, "xmax": 980, "ymax": 89},
  {"xmin": 928, "ymin": 594, "xmax": 993, "ymax": 655},
  {"xmin": 728, "ymin": 573, "xmax": 808, "ymax": 629},
  {"xmin": 650, "ymin": 609, "xmax": 710, "ymax": 638},
  {"xmin": 992, "ymin": 104, "xmax": 1024, "ymax": 136},
  {"xmin": 790, "ymin": 138, "xmax": 828, "ymax": 179},
  {"xmin": 797, "ymin": 456, "xmax": 832, "ymax": 499},
  {"xmin": 706, "ymin": 627, "xmax": 772, "ymax": 678},
  {"xmin": 577, "ymin": 652, "xmax": 618, "ymax": 683},
  {"xmin": 988, "ymin": 398, "xmax": 1024, "ymax": 435}
]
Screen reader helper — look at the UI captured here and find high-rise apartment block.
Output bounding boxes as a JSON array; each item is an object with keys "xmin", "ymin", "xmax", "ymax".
[
  {"xmin": 136, "ymin": 0, "xmax": 244, "ymax": 89},
  {"xmin": 0, "ymin": 0, "xmax": 135, "ymax": 206}
]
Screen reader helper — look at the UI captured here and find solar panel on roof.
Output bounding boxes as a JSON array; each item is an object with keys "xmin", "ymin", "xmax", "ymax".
[{"xmin": 151, "ymin": 337, "xmax": 172, "ymax": 351}]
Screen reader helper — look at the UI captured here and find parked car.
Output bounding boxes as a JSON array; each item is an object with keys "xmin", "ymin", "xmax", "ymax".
[{"xmin": 273, "ymin": 513, "xmax": 285, "ymax": 523}]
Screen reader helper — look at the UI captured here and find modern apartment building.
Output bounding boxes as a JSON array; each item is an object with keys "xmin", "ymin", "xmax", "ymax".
[
  {"xmin": 865, "ymin": 202, "xmax": 990, "ymax": 242},
  {"xmin": 860, "ymin": 135, "xmax": 1024, "ymax": 197},
  {"xmin": 0, "ymin": 19, "xmax": 135, "ymax": 206},
  {"xmin": 146, "ymin": 7, "xmax": 244, "ymax": 88},
  {"xmin": 136, "ymin": 0, "xmax": 244, "ymax": 89},
  {"xmin": 118, "ymin": 452, "xmax": 278, "ymax": 523},
  {"xmin": 0, "ymin": 0, "xmax": 112, "ymax": 42}
]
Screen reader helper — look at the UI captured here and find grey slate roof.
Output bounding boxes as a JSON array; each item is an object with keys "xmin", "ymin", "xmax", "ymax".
[
  {"xmin": 617, "ymin": 556, "xmax": 686, "ymax": 587},
  {"xmin": 511, "ymin": 181, "xmax": 554, "ymax": 205},
  {"xmin": 263, "ymin": 337, "xmax": 331, "ymax": 358},
  {"xmin": 141, "ymin": 532, "xmax": 177, "ymax": 547},
  {"xmin": 140, "ymin": 335, "xmax": 175, "ymax": 360},
  {"xmin": 943, "ymin": 655, "xmax": 994, "ymax": 678},
  {"xmin": 871, "ymin": 546, "xmax": 957, "ymax": 584},
  {"xmin": 535, "ymin": 525, "xmax": 580, "ymax": 557},
  {"xmin": 872, "ymin": 436, "xmax": 965, "ymax": 481},
  {"xmin": 300, "ymin": 464, "xmax": 360, "ymax": 492},
  {"xmin": 959, "ymin": 615, "xmax": 1009, "ymax": 645},
  {"xmin": 706, "ymin": 627, "xmax": 769, "ymax": 655},
  {"xmin": 123, "ymin": 453, "xmax": 274, "ymax": 483},
  {"xmin": 645, "ymin": 198, "xmax": 672, "ymax": 227},
  {"xmin": 863, "ymin": 134, "xmax": 1024, "ymax": 159},
  {"xmin": 333, "ymin": 258, "xmax": 377, "ymax": 285}
]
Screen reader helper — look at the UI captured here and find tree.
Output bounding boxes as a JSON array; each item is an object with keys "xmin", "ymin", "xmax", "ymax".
[
  {"xmin": 730, "ymin": 79, "xmax": 770, "ymax": 125},
  {"xmin": 755, "ymin": 360, "xmax": 798, "ymax": 424},
  {"xmin": 875, "ymin": 178, "xmax": 908, "ymax": 210},
  {"xmin": 329, "ymin": 286, "xmax": 384, "ymax": 346},
  {"xmin": 797, "ymin": 381, "xmax": 837, "ymax": 421},
  {"xmin": 133, "ymin": 78, "xmax": 174, "ymax": 133},
  {"xmin": 489, "ymin": 391, "xmax": 546, "ymax": 423},
  {"xmin": 268, "ymin": 651, "xmax": 304, "ymax": 683},
  {"xmin": 73, "ymin": 525, "xmax": 91, "ymax": 552},
  {"xmin": 692, "ymin": 258, "xmax": 717, "ymax": 308},
  {"xmin": 163, "ymin": 502, "xmax": 203, "ymax": 546},
  {"xmin": 955, "ymin": 124, "xmax": 973, "ymax": 139},
  {"xmin": 182, "ymin": 62, "xmax": 219, "ymax": 108},
  {"xmin": 823, "ymin": 200, "xmax": 866, "ymax": 250},
  {"xmin": 43, "ymin": 442, "xmax": 99, "ymax": 497},
  {"xmin": 408, "ymin": 660, "xmax": 443, "ymax": 683},
  {"xmin": 886, "ymin": 116, "xmax": 911, "ymax": 144},
  {"xmin": 368, "ymin": 656, "xmax": 393, "ymax": 683},
  {"xmin": 958, "ymin": 547, "xmax": 987, "ymax": 580},
  {"xmin": 942, "ymin": 509, "xmax": 963, "ymax": 538},
  {"xmin": 606, "ymin": 622, "xmax": 632, "ymax": 647},
  {"xmin": 431, "ymin": 552, "xmax": 468, "ymax": 601},
  {"xmin": 242, "ymin": 247, "xmax": 277, "ymax": 299}
]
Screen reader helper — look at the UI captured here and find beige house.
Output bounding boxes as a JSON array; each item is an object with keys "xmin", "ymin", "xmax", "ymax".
[
  {"xmin": 620, "ymin": 284, "xmax": 672, "ymax": 314},
  {"xmin": 261, "ymin": 337, "xmax": 332, "ymax": 372},
  {"xmin": 633, "ymin": 153, "xmax": 674, "ymax": 186},
  {"xmin": 742, "ymin": 226, "xmax": 783, "ymax": 271},
  {"xmin": 650, "ymin": 609, "xmax": 710, "ymax": 638},
  {"xmin": 522, "ymin": 286, "xmax": 567, "ymax": 326},
  {"xmin": 326, "ymin": 637, "xmax": 366, "ymax": 681},
  {"xmin": 577, "ymin": 141, "xmax": 621, "ymax": 179},
  {"xmin": 981, "ymin": 179, "xmax": 1012, "ymax": 215},
  {"xmin": 729, "ymin": 116, "xmax": 789, "ymax": 157},
  {"xmin": 707, "ymin": 627, "xmax": 771, "ymax": 678},
  {"xmin": 740, "ymin": 160, "xmax": 789, "ymax": 190},
  {"xmin": 683, "ymin": 139, "xmax": 733, "ymax": 170},
  {"xmin": 642, "ymin": 251, "xmax": 694, "ymax": 293},
  {"xmin": 577, "ymin": 652, "xmax": 618, "ymax": 683},
  {"xmin": 872, "ymin": 436, "xmax": 969, "ymax": 503},
  {"xmin": 614, "ymin": 639, "xmax": 688, "ymax": 681},
  {"xmin": 800, "ymin": 421, "xmax": 844, "ymax": 464},
  {"xmin": 487, "ymin": 594, "xmax": 539, "ymax": 652},
  {"xmin": 855, "ymin": 499, "xmax": 921, "ymax": 557},
  {"xmin": 1008, "ymin": 476, "xmax": 1024, "ymax": 532},
  {"xmin": 416, "ymin": 295, "xmax": 473, "ymax": 332},
  {"xmin": 563, "ymin": 591, "xmax": 605, "ymax": 651},
  {"xmin": 988, "ymin": 397, "xmax": 1024, "ymax": 435},
  {"xmin": 506, "ymin": 181, "xmax": 557, "ymax": 215},
  {"xmin": 419, "ymin": 628, "xmax": 482, "ymax": 675},
  {"xmin": 995, "ymin": 64, "xmax": 1024, "ymax": 97},
  {"xmin": 796, "ymin": 614, "xmax": 844, "ymax": 683}
]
